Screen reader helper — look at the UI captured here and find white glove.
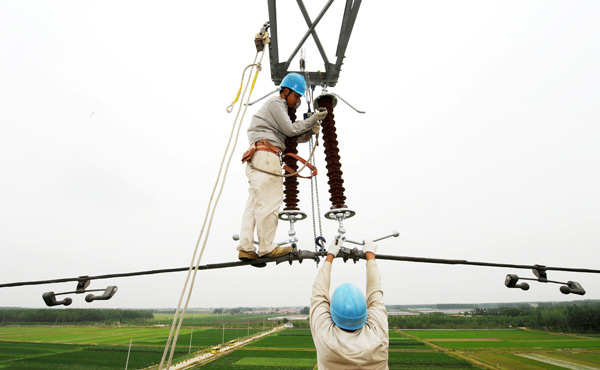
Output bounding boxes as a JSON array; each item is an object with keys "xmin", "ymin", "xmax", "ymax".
[
  {"xmin": 313, "ymin": 107, "xmax": 327, "ymax": 121},
  {"xmin": 327, "ymin": 237, "xmax": 343, "ymax": 257},
  {"xmin": 362, "ymin": 240, "xmax": 378, "ymax": 255},
  {"xmin": 312, "ymin": 122, "xmax": 321, "ymax": 135}
]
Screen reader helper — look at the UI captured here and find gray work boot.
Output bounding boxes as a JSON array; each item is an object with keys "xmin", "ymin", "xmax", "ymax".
[
  {"xmin": 238, "ymin": 250, "xmax": 266, "ymax": 268},
  {"xmin": 261, "ymin": 246, "xmax": 293, "ymax": 258}
]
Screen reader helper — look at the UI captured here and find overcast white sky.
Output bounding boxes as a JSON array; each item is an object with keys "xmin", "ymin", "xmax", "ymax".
[{"xmin": 1, "ymin": 1, "xmax": 599, "ymax": 309}]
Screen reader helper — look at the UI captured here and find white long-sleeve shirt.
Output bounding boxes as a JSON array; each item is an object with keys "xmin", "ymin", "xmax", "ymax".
[
  {"xmin": 310, "ymin": 260, "xmax": 389, "ymax": 370},
  {"xmin": 247, "ymin": 96, "xmax": 317, "ymax": 150}
]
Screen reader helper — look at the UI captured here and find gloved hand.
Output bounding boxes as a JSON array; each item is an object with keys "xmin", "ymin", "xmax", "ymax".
[
  {"xmin": 327, "ymin": 237, "xmax": 343, "ymax": 257},
  {"xmin": 312, "ymin": 122, "xmax": 320, "ymax": 135},
  {"xmin": 313, "ymin": 107, "xmax": 327, "ymax": 121},
  {"xmin": 362, "ymin": 240, "xmax": 378, "ymax": 255}
]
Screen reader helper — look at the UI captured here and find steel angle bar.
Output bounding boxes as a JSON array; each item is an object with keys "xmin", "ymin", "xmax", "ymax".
[
  {"xmin": 284, "ymin": 0, "xmax": 335, "ymax": 71},
  {"xmin": 296, "ymin": 0, "xmax": 331, "ymax": 67}
]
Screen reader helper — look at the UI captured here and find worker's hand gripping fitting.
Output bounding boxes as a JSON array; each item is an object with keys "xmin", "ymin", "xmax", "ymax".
[
  {"xmin": 312, "ymin": 108, "xmax": 327, "ymax": 135},
  {"xmin": 312, "ymin": 123, "xmax": 321, "ymax": 135},
  {"xmin": 327, "ymin": 237, "xmax": 343, "ymax": 257},
  {"xmin": 362, "ymin": 240, "xmax": 378, "ymax": 255},
  {"xmin": 314, "ymin": 107, "xmax": 327, "ymax": 120}
]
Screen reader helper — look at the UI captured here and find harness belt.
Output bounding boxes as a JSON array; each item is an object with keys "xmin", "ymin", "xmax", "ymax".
[
  {"xmin": 256, "ymin": 138, "xmax": 282, "ymax": 154},
  {"xmin": 241, "ymin": 138, "xmax": 317, "ymax": 178}
]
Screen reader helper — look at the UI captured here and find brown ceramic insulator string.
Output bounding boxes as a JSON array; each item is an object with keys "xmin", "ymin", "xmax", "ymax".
[
  {"xmin": 319, "ymin": 97, "xmax": 347, "ymax": 209},
  {"xmin": 283, "ymin": 107, "xmax": 300, "ymax": 210}
]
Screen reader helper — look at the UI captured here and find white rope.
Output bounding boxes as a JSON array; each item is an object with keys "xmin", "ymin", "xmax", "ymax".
[{"xmin": 158, "ymin": 50, "xmax": 266, "ymax": 370}]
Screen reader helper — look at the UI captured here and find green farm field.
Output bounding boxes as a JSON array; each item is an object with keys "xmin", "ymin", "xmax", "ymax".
[
  {"xmin": 0, "ymin": 325, "xmax": 265, "ymax": 369},
  {"xmin": 2, "ymin": 325, "xmax": 599, "ymax": 369},
  {"xmin": 245, "ymin": 329, "xmax": 316, "ymax": 349},
  {"xmin": 199, "ymin": 328, "xmax": 600, "ymax": 369},
  {"xmin": 203, "ymin": 329, "xmax": 477, "ymax": 369},
  {"xmin": 389, "ymin": 330, "xmax": 431, "ymax": 350},
  {"xmin": 152, "ymin": 312, "xmax": 281, "ymax": 328},
  {"xmin": 403, "ymin": 328, "xmax": 600, "ymax": 369},
  {"xmin": 0, "ymin": 326, "xmax": 264, "ymax": 347}
]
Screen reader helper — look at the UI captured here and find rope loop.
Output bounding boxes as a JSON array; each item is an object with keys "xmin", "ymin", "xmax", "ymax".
[{"xmin": 226, "ymin": 62, "xmax": 262, "ymax": 113}]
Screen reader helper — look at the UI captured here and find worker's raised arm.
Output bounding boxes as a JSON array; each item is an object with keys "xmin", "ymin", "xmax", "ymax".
[
  {"xmin": 309, "ymin": 238, "xmax": 342, "ymax": 331},
  {"xmin": 363, "ymin": 241, "xmax": 387, "ymax": 329},
  {"xmin": 309, "ymin": 259, "xmax": 332, "ymax": 332}
]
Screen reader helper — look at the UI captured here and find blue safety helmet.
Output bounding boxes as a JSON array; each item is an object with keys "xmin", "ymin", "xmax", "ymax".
[
  {"xmin": 280, "ymin": 73, "xmax": 306, "ymax": 97},
  {"xmin": 330, "ymin": 283, "xmax": 368, "ymax": 331}
]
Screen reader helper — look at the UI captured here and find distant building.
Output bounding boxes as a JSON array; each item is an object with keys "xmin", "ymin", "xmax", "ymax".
[
  {"xmin": 268, "ymin": 316, "xmax": 308, "ymax": 321},
  {"xmin": 388, "ymin": 311, "xmax": 420, "ymax": 316}
]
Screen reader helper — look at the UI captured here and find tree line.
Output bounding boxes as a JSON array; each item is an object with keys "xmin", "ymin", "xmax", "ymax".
[
  {"xmin": 0, "ymin": 308, "xmax": 153, "ymax": 325},
  {"xmin": 388, "ymin": 303, "xmax": 600, "ymax": 333},
  {"xmin": 3, "ymin": 302, "xmax": 599, "ymax": 332}
]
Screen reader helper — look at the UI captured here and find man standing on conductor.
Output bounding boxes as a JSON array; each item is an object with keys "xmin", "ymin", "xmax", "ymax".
[
  {"xmin": 310, "ymin": 239, "xmax": 389, "ymax": 369},
  {"xmin": 237, "ymin": 72, "xmax": 327, "ymax": 262}
]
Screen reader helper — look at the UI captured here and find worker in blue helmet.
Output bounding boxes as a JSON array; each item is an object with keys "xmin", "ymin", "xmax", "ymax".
[
  {"xmin": 237, "ymin": 73, "xmax": 327, "ymax": 263},
  {"xmin": 310, "ymin": 240, "xmax": 389, "ymax": 369}
]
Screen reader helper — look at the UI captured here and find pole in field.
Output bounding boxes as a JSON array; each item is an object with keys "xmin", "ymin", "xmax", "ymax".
[{"xmin": 125, "ymin": 338, "xmax": 132, "ymax": 370}]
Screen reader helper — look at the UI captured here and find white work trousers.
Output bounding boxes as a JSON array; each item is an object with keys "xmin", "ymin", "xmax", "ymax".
[{"xmin": 237, "ymin": 151, "xmax": 283, "ymax": 256}]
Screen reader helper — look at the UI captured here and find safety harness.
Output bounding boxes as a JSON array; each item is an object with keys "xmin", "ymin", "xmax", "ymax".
[{"xmin": 242, "ymin": 138, "xmax": 318, "ymax": 179}]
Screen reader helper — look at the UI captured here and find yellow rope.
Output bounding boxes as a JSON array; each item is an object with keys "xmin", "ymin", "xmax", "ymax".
[
  {"xmin": 226, "ymin": 62, "xmax": 261, "ymax": 113},
  {"xmin": 226, "ymin": 80, "xmax": 244, "ymax": 113}
]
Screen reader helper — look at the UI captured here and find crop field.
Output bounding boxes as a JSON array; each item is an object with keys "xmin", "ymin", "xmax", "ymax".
[
  {"xmin": 406, "ymin": 329, "xmax": 587, "ymax": 341},
  {"xmin": 245, "ymin": 329, "xmax": 316, "ymax": 349},
  {"xmin": 0, "ymin": 326, "xmax": 263, "ymax": 347},
  {"xmin": 206, "ymin": 328, "xmax": 600, "ymax": 369},
  {"xmin": 2, "ymin": 325, "xmax": 599, "ymax": 369},
  {"xmin": 389, "ymin": 330, "xmax": 431, "ymax": 350},
  {"xmin": 404, "ymin": 328, "xmax": 600, "ymax": 369},
  {"xmin": 405, "ymin": 329, "xmax": 600, "ymax": 350},
  {"xmin": 387, "ymin": 351, "xmax": 476, "ymax": 369},
  {"xmin": 202, "ymin": 349, "xmax": 317, "ymax": 369},
  {"xmin": 0, "ymin": 326, "xmax": 265, "ymax": 369},
  {"xmin": 205, "ymin": 328, "xmax": 476, "ymax": 369},
  {"xmin": 201, "ymin": 329, "xmax": 318, "ymax": 369},
  {"xmin": 152, "ymin": 312, "xmax": 280, "ymax": 328},
  {"xmin": 0, "ymin": 340, "xmax": 163, "ymax": 369}
]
